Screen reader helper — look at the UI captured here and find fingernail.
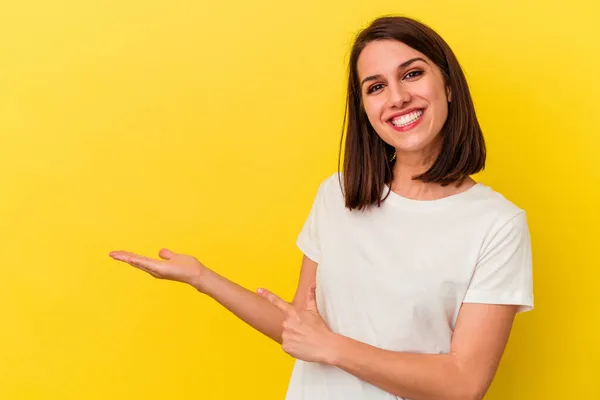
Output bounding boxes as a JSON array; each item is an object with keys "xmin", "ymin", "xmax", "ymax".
[{"xmin": 257, "ymin": 288, "xmax": 265, "ymax": 295}]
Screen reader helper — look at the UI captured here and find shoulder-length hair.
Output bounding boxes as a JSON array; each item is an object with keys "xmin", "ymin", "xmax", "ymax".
[{"xmin": 338, "ymin": 16, "xmax": 486, "ymax": 211}]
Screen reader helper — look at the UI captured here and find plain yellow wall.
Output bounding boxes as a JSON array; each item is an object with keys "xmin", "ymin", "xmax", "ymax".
[{"xmin": 1, "ymin": 0, "xmax": 598, "ymax": 398}]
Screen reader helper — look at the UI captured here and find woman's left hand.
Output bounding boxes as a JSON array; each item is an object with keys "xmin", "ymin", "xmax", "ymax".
[{"xmin": 258, "ymin": 284, "xmax": 339, "ymax": 365}]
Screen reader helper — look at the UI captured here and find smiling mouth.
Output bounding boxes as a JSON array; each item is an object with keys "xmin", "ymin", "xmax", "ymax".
[{"xmin": 389, "ymin": 109, "xmax": 424, "ymax": 128}]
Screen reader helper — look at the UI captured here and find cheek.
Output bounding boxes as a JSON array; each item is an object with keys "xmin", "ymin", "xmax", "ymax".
[
  {"xmin": 421, "ymin": 85, "xmax": 449, "ymax": 124},
  {"xmin": 362, "ymin": 99, "xmax": 385, "ymax": 126},
  {"xmin": 431, "ymin": 96, "xmax": 448, "ymax": 120},
  {"xmin": 436, "ymin": 98, "xmax": 449, "ymax": 127}
]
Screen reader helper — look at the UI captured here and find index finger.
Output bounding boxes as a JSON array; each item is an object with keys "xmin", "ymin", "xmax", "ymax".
[{"xmin": 258, "ymin": 288, "xmax": 294, "ymax": 314}]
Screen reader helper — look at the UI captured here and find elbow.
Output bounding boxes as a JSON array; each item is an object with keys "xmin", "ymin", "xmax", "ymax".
[
  {"xmin": 444, "ymin": 375, "xmax": 486, "ymax": 400},
  {"xmin": 449, "ymin": 363, "xmax": 489, "ymax": 400},
  {"xmin": 464, "ymin": 392, "xmax": 484, "ymax": 400},
  {"xmin": 447, "ymin": 391, "xmax": 482, "ymax": 400},
  {"xmin": 467, "ymin": 392, "xmax": 485, "ymax": 400},
  {"xmin": 452, "ymin": 384, "xmax": 486, "ymax": 400}
]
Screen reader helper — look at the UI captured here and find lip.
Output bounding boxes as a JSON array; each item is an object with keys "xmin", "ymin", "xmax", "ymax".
[
  {"xmin": 387, "ymin": 108, "xmax": 425, "ymax": 132},
  {"xmin": 386, "ymin": 108, "xmax": 424, "ymax": 121}
]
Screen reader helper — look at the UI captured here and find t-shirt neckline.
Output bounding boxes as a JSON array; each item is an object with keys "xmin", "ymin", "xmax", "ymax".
[{"xmin": 381, "ymin": 182, "xmax": 485, "ymax": 210}]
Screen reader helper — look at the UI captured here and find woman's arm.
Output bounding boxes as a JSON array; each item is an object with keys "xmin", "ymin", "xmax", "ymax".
[
  {"xmin": 262, "ymin": 288, "xmax": 518, "ymax": 400},
  {"xmin": 109, "ymin": 249, "xmax": 317, "ymax": 344},
  {"xmin": 329, "ymin": 303, "xmax": 517, "ymax": 400},
  {"xmin": 195, "ymin": 255, "xmax": 318, "ymax": 343},
  {"xmin": 192, "ymin": 267, "xmax": 287, "ymax": 342}
]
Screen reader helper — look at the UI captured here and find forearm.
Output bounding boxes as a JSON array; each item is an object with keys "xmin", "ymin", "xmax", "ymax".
[
  {"xmin": 192, "ymin": 270, "xmax": 286, "ymax": 343},
  {"xmin": 330, "ymin": 336, "xmax": 479, "ymax": 400}
]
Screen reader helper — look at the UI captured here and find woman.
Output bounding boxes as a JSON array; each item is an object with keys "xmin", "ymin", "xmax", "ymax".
[{"xmin": 110, "ymin": 16, "xmax": 533, "ymax": 400}]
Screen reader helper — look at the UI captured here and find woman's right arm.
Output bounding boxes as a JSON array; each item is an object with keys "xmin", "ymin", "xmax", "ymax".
[{"xmin": 109, "ymin": 248, "xmax": 317, "ymax": 344}]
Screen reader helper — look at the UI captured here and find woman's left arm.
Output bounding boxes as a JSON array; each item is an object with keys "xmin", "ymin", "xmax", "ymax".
[
  {"xmin": 260, "ymin": 285, "xmax": 519, "ymax": 400},
  {"xmin": 328, "ymin": 303, "xmax": 518, "ymax": 400},
  {"xmin": 261, "ymin": 211, "xmax": 531, "ymax": 400}
]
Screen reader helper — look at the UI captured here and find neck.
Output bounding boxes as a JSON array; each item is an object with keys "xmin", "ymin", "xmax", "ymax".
[
  {"xmin": 391, "ymin": 157, "xmax": 438, "ymax": 200},
  {"xmin": 390, "ymin": 150, "xmax": 473, "ymax": 201}
]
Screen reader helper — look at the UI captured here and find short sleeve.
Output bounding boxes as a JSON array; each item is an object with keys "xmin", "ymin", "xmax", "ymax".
[
  {"xmin": 463, "ymin": 212, "xmax": 534, "ymax": 313},
  {"xmin": 296, "ymin": 182, "xmax": 325, "ymax": 263}
]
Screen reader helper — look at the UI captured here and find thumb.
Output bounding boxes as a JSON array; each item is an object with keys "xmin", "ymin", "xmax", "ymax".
[
  {"xmin": 158, "ymin": 248, "xmax": 178, "ymax": 260},
  {"xmin": 305, "ymin": 283, "xmax": 318, "ymax": 312}
]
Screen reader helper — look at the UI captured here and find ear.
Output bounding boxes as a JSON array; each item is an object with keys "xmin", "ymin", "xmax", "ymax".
[{"xmin": 446, "ymin": 86, "xmax": 452, "ymax": 103}]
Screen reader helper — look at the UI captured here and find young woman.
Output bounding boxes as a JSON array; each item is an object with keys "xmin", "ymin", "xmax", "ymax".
[{"xmin": 110, "ymin": 16, "xmax": 533, "ymax": 400}]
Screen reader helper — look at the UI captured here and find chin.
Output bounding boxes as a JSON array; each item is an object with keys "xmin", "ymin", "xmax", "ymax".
[{"xmin": 393, "ymin": 135, "xmax": 440, "ymax": 156}]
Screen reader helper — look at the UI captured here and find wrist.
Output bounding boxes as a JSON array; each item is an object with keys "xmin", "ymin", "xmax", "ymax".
[
  {"xmin": 324, "ymin": 332, "xmax": 348, "ymax": 367},
  {"xmin": 189, "ymin": 268, "xmax": 216, "ymax": 293}
]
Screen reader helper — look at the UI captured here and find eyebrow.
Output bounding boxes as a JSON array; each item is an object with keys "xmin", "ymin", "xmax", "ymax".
[{"xmin": 360, "ymin": 57, "xmax": 429, "ymax": 87}]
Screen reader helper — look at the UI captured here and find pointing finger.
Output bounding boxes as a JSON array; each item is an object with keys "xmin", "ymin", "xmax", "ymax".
[{"xmin": 258, "ymin": 288, "xmax": 294, "ymax": 314}]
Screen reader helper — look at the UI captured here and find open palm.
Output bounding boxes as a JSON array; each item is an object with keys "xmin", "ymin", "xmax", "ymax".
[{"xmin": 109, "ymin": 248, "xmax": 208, "ymax": 287}]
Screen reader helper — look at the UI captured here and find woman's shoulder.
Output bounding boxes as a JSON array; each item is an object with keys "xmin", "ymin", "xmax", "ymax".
[
  {"xmin": 303, "ymin": 172, "xmax": 346, "ymax": 212},
  {"xmin": 468, "ymin": 181, "xmax": 527, "ymax": 226},
  {"xmin": 311, "ymin": 173, "xmax": 527, "ymax": 223},
  {"xmin": 313, "ymin": 171, "xmax": 344, "ymax": 196}
]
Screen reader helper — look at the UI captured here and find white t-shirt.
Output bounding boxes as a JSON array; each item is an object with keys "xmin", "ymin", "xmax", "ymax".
[{"xmin": 285, "ymin": 172, "xmax": 534, "ymax": 400}]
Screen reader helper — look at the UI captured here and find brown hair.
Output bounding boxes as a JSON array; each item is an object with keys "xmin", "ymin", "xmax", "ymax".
[{"xmin": 338, "ymin": 16, "xmax": 486, "ymax": 211}]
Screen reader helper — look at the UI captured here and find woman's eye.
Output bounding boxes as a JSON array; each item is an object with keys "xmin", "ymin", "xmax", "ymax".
[
  {"xmin": 403, "ymin": 70, "xmax": 424, "ymax": 80},
  {"xmin": 367, "ymin": 83, "xmax": 384, "ymax": 94}
]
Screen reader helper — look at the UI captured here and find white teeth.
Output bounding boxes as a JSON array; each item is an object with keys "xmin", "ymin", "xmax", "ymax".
[{"xmin": 391, "ymin": 110, "xmax": 423, "ymax": 127}]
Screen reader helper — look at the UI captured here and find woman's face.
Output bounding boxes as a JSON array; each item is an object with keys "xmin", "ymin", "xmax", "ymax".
[{"xmin": 357, "ymin": 39, "xmax": 450, "ymax": 159}]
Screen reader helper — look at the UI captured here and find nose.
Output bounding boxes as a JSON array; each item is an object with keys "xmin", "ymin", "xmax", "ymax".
[{"xmin": 387, "ymin": 82, "xmax": 411, "ymax": 108}]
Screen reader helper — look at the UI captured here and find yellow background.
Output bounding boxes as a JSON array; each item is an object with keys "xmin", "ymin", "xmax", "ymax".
[{"xmin": 1, "ymin": 0, "xmax": 598, "ymax": 398}]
